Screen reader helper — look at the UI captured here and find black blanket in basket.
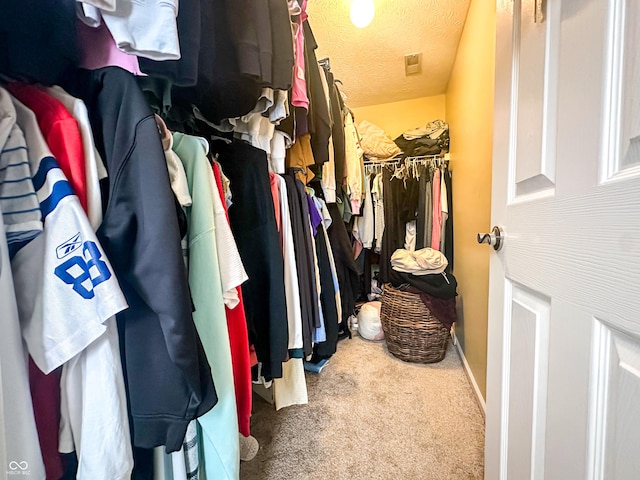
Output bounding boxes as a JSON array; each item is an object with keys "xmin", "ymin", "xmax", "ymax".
[
  {"xmin": 388, "ymin": 270, "xmax": 458, "ymax": 329},
  {"xmin": 388, "ymin": 269, "xmax": 457, "ymax": 299}
]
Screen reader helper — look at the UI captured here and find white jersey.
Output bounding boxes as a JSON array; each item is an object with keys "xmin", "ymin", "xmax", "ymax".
[
  {"xmin": 10, "ymin": 95, "xmax": 133, "ymax": 479},
  {"xmin": 58, "ymin": 319, "xmax": 133, "ymax": 480},
  {"xmin": 0, "ymin": 205, "xmax": 46, "ymax": 480},
  {"xmin": 10, "ymin": 95, "xmax": 128, "ymax": 374}
]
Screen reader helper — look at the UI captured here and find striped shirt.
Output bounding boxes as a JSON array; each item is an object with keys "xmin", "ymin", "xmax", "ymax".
[{"xmin": 0, "ymin": 87, "xmax": 42, "ymax": 256}]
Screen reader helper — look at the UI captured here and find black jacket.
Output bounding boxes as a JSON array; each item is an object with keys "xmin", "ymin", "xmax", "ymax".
[
  {"xmin": 62, "ymin": 67, "xmax": 217, "ymax": 452},
  {"xmin": 214, "ymin": 139, "xmax": 289, "ymax": 380}
]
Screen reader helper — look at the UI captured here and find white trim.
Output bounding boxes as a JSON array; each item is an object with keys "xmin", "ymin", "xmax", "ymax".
[
  {"xmin": 452, "ymin": 331, "xmax": 486, "ymax": 416},
  {"xmin": 600, "ymin": 0, "xmax": 626, "ymax": 183},
  {"xmin": 587, "ymin": 318, "xmax": 611, "ymax": 480},
  {"xmin": 499, "ymin": 280, "xmax": 514, "ymax": 480}
]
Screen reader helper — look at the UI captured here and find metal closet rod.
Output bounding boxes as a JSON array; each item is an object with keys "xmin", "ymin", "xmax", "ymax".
[{"xmin": 363, "ymin": 154, "xmax": 448, "ymax": 167}]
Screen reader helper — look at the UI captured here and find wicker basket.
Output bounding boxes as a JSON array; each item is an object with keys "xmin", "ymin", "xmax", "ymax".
[{"xmin": 380, "ymin": 284, "xmax": 450, "ymax": 363}]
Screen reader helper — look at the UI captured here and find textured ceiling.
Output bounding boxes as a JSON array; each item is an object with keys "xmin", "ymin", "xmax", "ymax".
[{"xmin": 306, "ymin": 0, "xmax": 471, "ymax": 107}]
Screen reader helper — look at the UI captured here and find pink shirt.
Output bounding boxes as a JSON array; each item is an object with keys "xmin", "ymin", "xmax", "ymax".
[
  {"xmin": 291, "ymin": 2, "xmax": 309, "ymax": 109},
  {"xmin": 269, "ymin": 173, "xmax": 282, "ymax": 234},
  {"xmin": 431, "ymin": 169, "xmax": 442, "ymax": 250},
  {"xmin": 76, "ymin": 20, "xmax": 144, "ymax": 76}
]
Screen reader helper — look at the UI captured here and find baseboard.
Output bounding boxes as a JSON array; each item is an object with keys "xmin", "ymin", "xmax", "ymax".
[{"xmin": 452, "ymin": 332, "xmax": 486, "ymax": 416}]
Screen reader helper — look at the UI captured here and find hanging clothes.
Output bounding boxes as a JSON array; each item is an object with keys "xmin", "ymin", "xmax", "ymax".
[
  {"xmin": 379, "ymin": 168, "xmax": 406, "ymax": 284},
  {"xmin": 318, "ymin": 63, "xmax": 337, "ymax": 203},
  {"xmin": 311, "ymin": 198, "xmax": 340, "ymax": 359},
  {"xmin": 44, "ymin": 85, "xmax": 108, "ymax": 229},
  {"xmin": 415, "ymin": 164, "xmax": 432, "ymax": 250},
  {"xmin": 282, "ymin": 173, "xmax": 318, "ymax": 357},
  {"xmin": 269, "ymin": 0, "xmax": 296, "ymax": 91},
  {"xmin": 314, "ymin": 196, "xmax": 343, "ymax": 325},
  {"xmin": 353, "ymin": 174, "xmax": 375, "ymax": 249},
  {"xmin": 10, "ymin": 92, "xmax": 131, "ymax": 479},
  {"xmin": 36, "ymin": 84, "xmax": 134, "ymax": 480},
  {"xmin": 344, "ymin": 111, "xmax": 364, "ymax": 215},
  {"xmin": 215, "ymin": 139, "xmax": 289, "ymax": 381},
  {"xmin": 12, "ymin": 92, "xmax": 132, "ymax": 478},
  {"xmin": 0, "ymin": 0, "xmax": 78, "ymax": 85},
  {"xmin": 138, "ymin": 0, "xmax": 201, "ymax": 87},
  {"xmin": 326, "ymin": 69, "xmax": 346, "ymax": 199},
  {"xmin": 304, "ymin": 22, "xmax": 331, "ymax": 165},
  {"xmin": 308, "ymin": 195, "xmax": 327, "ymax": 345},
  {"xmin": 0, "ymin": 88, "xmax": 42, "ymax": 257},
  {"xmin": 326, "ymin": 203, "xmax": 360, "ymax": 332},
  {"xmin": 273, "ymin": 357, "xmax": 308, "ymax": 410},
  {"xmin": 286, "ymin": 133, "xmax": 316, "ymax": 184},
  {"xmin": 291, "ymin": 0, "xmax": 309, "ymax": 110},
  {"xmin": 271, "ymin": 174, "xmax": 308, "ymax": 411},
  {"xmin": 62, "ymin": 67, "xmax": 218, "ymax": 453},
  {"xmin": 440, "ymin": 169, "xmax": 449, "ymax": 252},
  {"xmin": 272, "ymin": 174, "xmax": 304, "ymax": 352},
  {"xmin": 372, "ymin": 172, "xmax": 384, "ymax": 253},
  {"xmin": 169, "ymin": 0, "xmax": 261, "ymax": 125},
  {"xmin": 173, "ymin": 132, "xmax": 240, "ymax": 480},
  {"xmin": 213, "ymin": 162, "xmax": 253, "ymax": 438},
  {"xmin": 76, "ymin": 19, "xmax": 144, "ymax": 76},
  {"xmin": 430, "ymin": 168, "xmax": 442, "ymax": 251},
  {"xmin": 8, "ymin": 83, "xmax": 89, "ymax": 212},
  {"xmin": 444, "ymin": 167, "xmax": 454, "ymax": 269},
  {"xmin": 0, "ymin": 207, "xmax": 46, "ymax": 479}
]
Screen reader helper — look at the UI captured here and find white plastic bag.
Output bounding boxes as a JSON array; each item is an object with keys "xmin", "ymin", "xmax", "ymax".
[{"xmin": 357, "ymin": 301, "xmax": 384, "ymax": 341}]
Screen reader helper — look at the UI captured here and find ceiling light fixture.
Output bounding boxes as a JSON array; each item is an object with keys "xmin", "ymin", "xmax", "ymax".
[{"xmin": 350, "ymin": 0, "xmax": 375, "ymax": 28}]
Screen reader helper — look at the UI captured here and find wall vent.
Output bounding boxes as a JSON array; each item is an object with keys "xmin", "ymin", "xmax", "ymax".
[{"xmin": 404, "ymin": 53, "xmax": 422, "ymax": 75}]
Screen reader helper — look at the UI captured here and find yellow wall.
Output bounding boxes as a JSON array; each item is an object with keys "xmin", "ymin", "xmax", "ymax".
[
  {"xmin": 348, "ymin": 0, "xmax": 495, "ymax": 401},
  {"xmin": 351, "ymin": 95, "xmax": 446, "ymax": 138},
  {"xmin": 445, "ymin": 0, "xmax": 496, "ymax": 400}
]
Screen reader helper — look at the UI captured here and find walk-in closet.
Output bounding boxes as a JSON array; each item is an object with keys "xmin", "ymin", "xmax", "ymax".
[{"xmin": 11, "ymin": 0, "xmax": 633, "ymax": 479}]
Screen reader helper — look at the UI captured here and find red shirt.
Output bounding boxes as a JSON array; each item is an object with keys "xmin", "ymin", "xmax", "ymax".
[
  {"xmin": 8, "ymin": 83, "xmax": 88, "ymax": 212},
  {"xmin": 213, "ymin": 162, "xmax": 253, "ymax": 437}
]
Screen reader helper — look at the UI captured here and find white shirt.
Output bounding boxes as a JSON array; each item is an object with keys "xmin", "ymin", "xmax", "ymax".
[
  {"xmin": 10, "ymin": 95, "xmax": 128, "ymax": 374},
  {"xmin": 275, "ymin": 175, "xmax": 303, "ymax": 349},
  {"xmin": 0, "ymin": 357, "xmax": 5, "ymax": 480},
  {"xmin": 317, "ymin": 63, "xmax": 337, "ymax": 203},
  {"xmin": 0, "ymin": 207, "xmax": 46, "ymax": 480},
  {"xmin": 269, "ymin": 130, "xmax": 288, "ymax": 174},
  {"xmin": 273, "ymin": 358, "xmax": 308, "ymax": 411},
  {"xmin": 372, "ymin": 173, "xmax": 385, "ymax": 253},
  {"xmin": 344, "ymin": 112, "xmax": 364, "ymax": 214},
  {"xmin": 196, "ymin": 137, "xmax": 248, "ymax": 308},
  {"xmin": 100, "ymin": 0, "xmax": 180, "ymax": 61},
  {"xmin": 37, "ymin": 88, "xmax": 134, "ymax": 479},
  {"xmin": 354, "ymin": 174, "xmax": 374, "ymax": 249},
  {"xmin": 44, "ymin": 85, "xmax": 108, "ymax": 230},
  {"xmin": 58, "ymin": 319, "xmax": 133, "ymax": 480},
  {"xmin": 268, "ymin": 89, "xmax": 289, "ymax": 125},
  {"xmin": 164, "ymin": 135, "xmax": 192, "ymax": 209}
]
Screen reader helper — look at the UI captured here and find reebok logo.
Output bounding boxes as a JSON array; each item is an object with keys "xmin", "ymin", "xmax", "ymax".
[{"xmin": 56, "ymin": 232, "xmax": 82, "ymax": 259}]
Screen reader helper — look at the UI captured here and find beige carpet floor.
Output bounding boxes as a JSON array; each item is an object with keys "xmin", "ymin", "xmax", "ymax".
[{"xmin": 240, "ymin": 335, "xmax": 485, "ymax": 480}]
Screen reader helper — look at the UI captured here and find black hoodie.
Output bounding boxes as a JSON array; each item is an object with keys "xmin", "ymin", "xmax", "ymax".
[{"xmin": 62, "ymin": 67, "xmax": 217, "ymax": 452}]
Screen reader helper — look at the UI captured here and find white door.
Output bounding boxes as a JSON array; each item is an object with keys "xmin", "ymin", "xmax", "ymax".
[{"xmin": 485, "ymin": 0, "xmax": 640, "ymax": 479}]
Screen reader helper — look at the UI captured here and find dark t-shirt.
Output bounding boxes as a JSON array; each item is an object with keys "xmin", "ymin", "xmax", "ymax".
[{"xmin": 0, "ymin": 0, "xmax": 77, "ymax": 85}]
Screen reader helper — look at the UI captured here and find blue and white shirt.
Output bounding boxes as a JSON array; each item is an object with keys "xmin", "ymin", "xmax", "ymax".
[{"xmin": 10, "ymin": 95, "xmax": 128, "ymax": 374}]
